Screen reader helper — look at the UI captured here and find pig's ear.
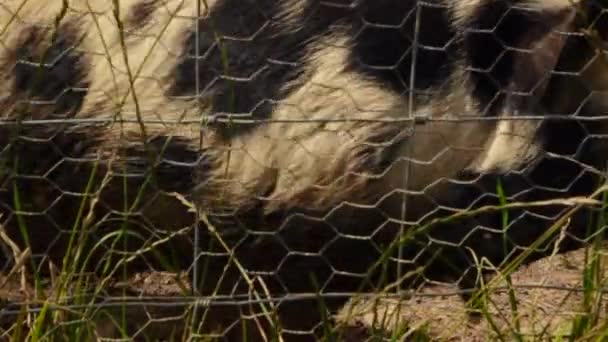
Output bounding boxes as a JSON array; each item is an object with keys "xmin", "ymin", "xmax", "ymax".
[{"xmin": 507, "ymin": 7, "xmax": 578, "ymax": 110}]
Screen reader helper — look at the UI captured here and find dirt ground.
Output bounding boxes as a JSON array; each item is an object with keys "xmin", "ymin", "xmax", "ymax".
[
  {"xmin": 1, "ymin": 246, "xmax": 607, "ymax": 341},
  {"xmin": 337, "ymin": 246, "xmax": 608, "ymax": 341}
]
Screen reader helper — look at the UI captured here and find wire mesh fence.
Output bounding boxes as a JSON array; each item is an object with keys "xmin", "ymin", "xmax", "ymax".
[{"xmin": 2, "ymin": 0, "xmax": 608, "ymax": 340}]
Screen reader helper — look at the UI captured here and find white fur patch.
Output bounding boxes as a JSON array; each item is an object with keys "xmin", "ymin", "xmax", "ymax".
[
  {"xmin": 276, "ymin": 0, "xmax": 309, "ymax": 27},
  {"xmin": 78, "ymin": 0, "xmax": 208, "ymax": 140},
  {"xmin": 524, "ymin": 0, "xmax": 582, "ymax": 11},
  {"xmin": 469, "ymin": 119, "xmax": 542, "ymax": 174},
  {"xmin": 206, "ymin": 33, "xmax": 412, "ymax": 213},
  {"xmin": 379, "ymin": 67, "xmax": 495, "ymax": 204}
]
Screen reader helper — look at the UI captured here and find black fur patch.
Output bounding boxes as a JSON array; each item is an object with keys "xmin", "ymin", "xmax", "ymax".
[
  {"xmin": 125, "ymin": 0, "xmax": 159, "ymax": 31},
  {"xmin": 167, "ymin": 0, "xmax": 315, "ymax": 138},
  {"xmin": 0, "ymin": 125, "xmax": 206, "ymax": 271},
  {"xmin": 168, "ymin": 0, "xmax": 458, "ymax": 138},
  {"xmin": 422, "ymin": 114, "xmax": 600, "ymax": 292},
  {"xmin": 7, "ymin": 22, "xmax": 89, "ymax": 119},
  {"xmin": 0, "ymin": 123, "xmax": 102, "ymax": 269},
  {"xmin": 463, "ymin": 1, "xmax": 574, "ymax": 115},
  {"xmin": 348, "ymin": 0, "xmax": 457, "ymax": 98},
  {"xmin": 117, "ymin": 135, "xmax": 207, "ymax": 194}
]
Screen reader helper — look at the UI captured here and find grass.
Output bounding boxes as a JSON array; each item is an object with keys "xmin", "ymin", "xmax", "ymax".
[{"xmin": 3, "ymin": 165, "xmax": 608, "ymax": 341}]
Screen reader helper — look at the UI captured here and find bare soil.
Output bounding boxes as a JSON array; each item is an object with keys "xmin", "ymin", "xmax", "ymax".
[{"xmin": 337, "ymin": 246, "xmax": 608, "ymax": 340}]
